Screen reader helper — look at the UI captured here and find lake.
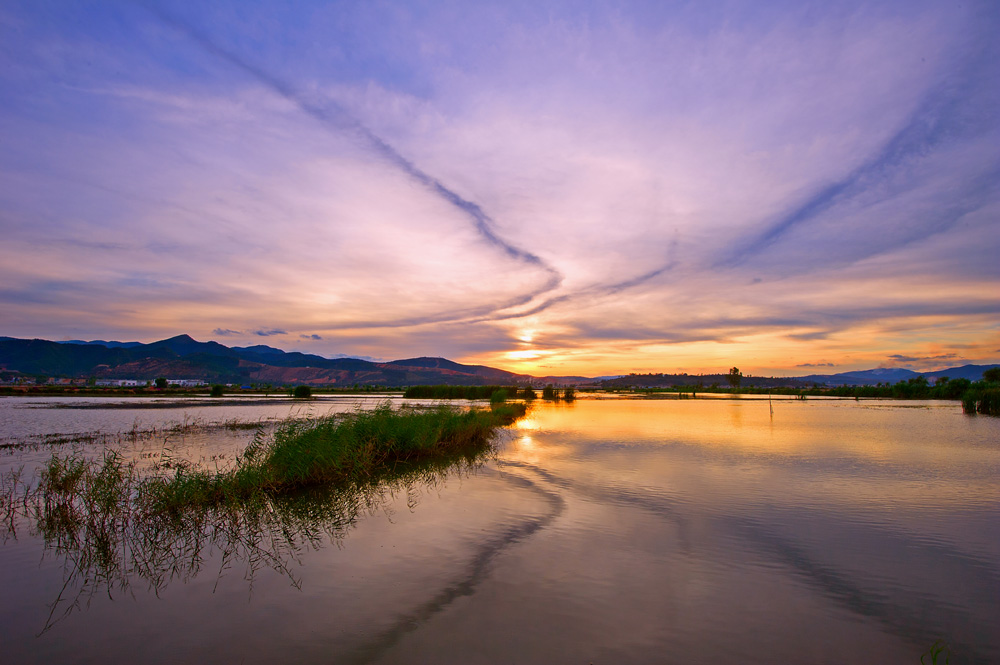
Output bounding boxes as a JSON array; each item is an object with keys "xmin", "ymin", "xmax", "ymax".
[{"xmin": 1, "ymin": 395, "xmax": 998, "ymax": 664}]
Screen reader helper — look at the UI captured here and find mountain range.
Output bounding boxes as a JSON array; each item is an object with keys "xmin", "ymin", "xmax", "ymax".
[
  {"xmin": 0, "ymin": 335, "xmax": 996, "ymax": 387},
  {"xmin": 795, "ymin": 365, "xmax": 997, "ymax": 385},
  {"xmin": 0, "ymin": 335, "xmax": 569, "ymax": 386}
]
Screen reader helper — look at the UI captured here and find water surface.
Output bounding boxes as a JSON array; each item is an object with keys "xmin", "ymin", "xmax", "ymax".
[{"xmin": 1, "ymin": 396, "xmax": 997, "ymax": 664}]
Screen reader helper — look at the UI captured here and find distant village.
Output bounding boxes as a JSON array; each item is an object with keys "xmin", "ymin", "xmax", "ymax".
[{"xmin": 0, "ymin": 372, "xmax": 206, "ymax": 388}]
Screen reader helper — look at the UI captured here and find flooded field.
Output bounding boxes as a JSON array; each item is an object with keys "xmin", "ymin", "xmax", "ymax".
[{"xmin": 1, "ymin": 395, "xmax": 998, "ymax": 664}]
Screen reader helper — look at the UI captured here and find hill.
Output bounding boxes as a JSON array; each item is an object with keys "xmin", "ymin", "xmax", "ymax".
[
  {"xmin": 797, "ymin": 364, "xmax": 1000, "ymax": 385},
  {"xmin": 0, "ymin": 335, "xmax": 532, "ymax": 387}
]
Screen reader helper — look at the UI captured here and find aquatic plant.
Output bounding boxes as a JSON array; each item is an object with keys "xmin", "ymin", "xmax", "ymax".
[
  {"xmin": 8, "ymin": 402, "xmax": 526, "ymax": 515},
  {"xmin": 921, "ymin": 640, "xmax": 950, "ymax": 664},
  {"xmin": 962, "ymin": 387, "xmax": 1000, "ymax": 415}
]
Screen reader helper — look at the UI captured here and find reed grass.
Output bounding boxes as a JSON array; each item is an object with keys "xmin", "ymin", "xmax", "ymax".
[
  {"xmin": 962, "ymin": 387, "xmax": 1000, "ymax": 415},
  {"xmin": 0, "ymin": 402, "xmax": 526, "ymax": 629},
  {"xmin": 13, "ymin": 402, "xmax": 527, "ymax": 519}
]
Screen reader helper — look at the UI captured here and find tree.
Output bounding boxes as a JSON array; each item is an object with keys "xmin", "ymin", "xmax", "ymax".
[
  {"xmin": 210, "ymin": 384, "xmax": 224, "ymax": 397},
  {"xmin": 984, "ymin": 367, "xmax": 1000, "ymax": 383},
  {"xmin": 726, "ymin": 367, "xmax": 742, "ymax": 389},
  {"xmin": 293, "ymin": 385, "xmax": 312, "ymax": 399},
  {"xmin": 154, "ymin": 377, "xmax": 168, "ymax": 389}
]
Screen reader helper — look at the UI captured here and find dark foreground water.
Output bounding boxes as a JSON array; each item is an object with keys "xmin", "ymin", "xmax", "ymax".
[{"xmin": 1, "ymin": 396, "xmax": 998, "ymax": 664}]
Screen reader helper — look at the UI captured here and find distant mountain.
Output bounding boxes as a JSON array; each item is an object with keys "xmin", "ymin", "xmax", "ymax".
[
  {"xmin": 0, "ymin": 335, "xmax": 531, "ymax": 387},
  {"xmin": 58, "ymin": 339, "xmax": 144, "ymax": 348},
  {"xmin": 921, "ymin": 365, "xmax": 999, "ymax": 382},
  {"xmin": 798, "ymin": 364, "xmax": 1000, "ymax": 386},
  {"xmin": 144, "ymin": 334, "xmax": 237, "ymax": 358},
  {"xmin": 3, "ymin": 334, "xmax": 997, "ymax": 388},
  {"xmin": 231, "ymin": 344, "xmax": 286, "ymax": 356},
  {"xmin": 386, "ymin": 357, "xmax": 528, "ymax": 383}
]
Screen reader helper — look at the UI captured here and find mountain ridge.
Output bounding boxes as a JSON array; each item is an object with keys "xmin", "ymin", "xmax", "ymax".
[{"xmin": 3, "ymin": 335, "xmax": 998, "ymax": 386}]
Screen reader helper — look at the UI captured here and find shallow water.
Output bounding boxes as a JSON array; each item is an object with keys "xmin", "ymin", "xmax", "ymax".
[{"xmin": 1, "ymin": 396, "xmax": 998, "ymax": 664}]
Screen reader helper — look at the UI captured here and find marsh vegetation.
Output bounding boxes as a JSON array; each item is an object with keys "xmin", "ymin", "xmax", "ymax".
[{"xmin": 0, "ymin": 402, "xmax": 526, "ymax": 631}]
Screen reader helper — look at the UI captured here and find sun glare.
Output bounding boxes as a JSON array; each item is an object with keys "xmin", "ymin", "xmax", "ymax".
[{"xmin": 506, "ymin": 349, "xmax": 547, "ymax": 360}]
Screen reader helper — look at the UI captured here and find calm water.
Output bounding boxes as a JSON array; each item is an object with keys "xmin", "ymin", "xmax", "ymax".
[{"xmin": 1, "ymin": 396, "xmax": 998, "ymax": 664}]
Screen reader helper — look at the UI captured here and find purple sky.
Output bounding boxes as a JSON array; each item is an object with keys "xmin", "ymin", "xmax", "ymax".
[{"xmin": 1, "ymin": 0, "xmax": 998, "ymax": 375}]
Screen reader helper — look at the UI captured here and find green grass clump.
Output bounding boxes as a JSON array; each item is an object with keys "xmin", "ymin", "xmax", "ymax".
[{"xmin": 243, "ymin": 403, "xmax": 524, "ymax": 491}]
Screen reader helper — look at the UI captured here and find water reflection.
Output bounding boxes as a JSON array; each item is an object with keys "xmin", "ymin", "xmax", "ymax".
[{"xmin": 3, "ymin": 445, "xmax": 498, "ymax": 635}]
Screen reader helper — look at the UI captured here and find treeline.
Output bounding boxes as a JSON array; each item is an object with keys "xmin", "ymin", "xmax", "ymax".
[
  {"xmin": 403, "ymin": 384, "xmax": 576, "ymax": 402},
  {"xmin": 608, "ymin": 371, "xmax": 1000, "ymax": 416},
  {"xmin": 602, "ymin": 372, "xmax": 811, "ymax": 389},
  {"xmin": 822, "ymin": 372, "xmax": 999, "ymax": 413},
  {"xmin": 824, "ymin": 376, "xmax": 973, "ymax": 399},
  {"xmin": 404, "ymin": 385, "xmax": 520, "ymax": 399}
]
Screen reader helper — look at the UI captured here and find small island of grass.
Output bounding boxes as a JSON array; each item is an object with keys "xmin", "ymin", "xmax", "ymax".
[{"xmin": 34, "ymin": 402, "xmax": 527, "ymax": 516}]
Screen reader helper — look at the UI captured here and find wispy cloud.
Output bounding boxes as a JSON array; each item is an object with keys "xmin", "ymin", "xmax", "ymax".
[
  {"xmin": 0, "ymin": 0, "xmax": 996, "ymax": 374},
  {"xmin": 252, "ymin": 329, "xmax": 286, "ymax": 337},
  {"xmin": 144, "ymin": 4, "xmax": 562, "ymax": 314},
  {"xmin": 887, "ymin": 354, "xmax": 959, "ymax": 364}
]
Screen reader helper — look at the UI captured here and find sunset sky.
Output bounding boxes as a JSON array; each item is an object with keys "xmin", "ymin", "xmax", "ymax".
[{"xmin": 2, "ymin": 0, "xmax": 998, "ymax": 377}]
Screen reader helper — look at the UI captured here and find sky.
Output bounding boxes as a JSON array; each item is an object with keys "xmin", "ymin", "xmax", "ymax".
[{"xmin": 1, "ymin": 0, "xmax": 998, "ymax": 377}]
